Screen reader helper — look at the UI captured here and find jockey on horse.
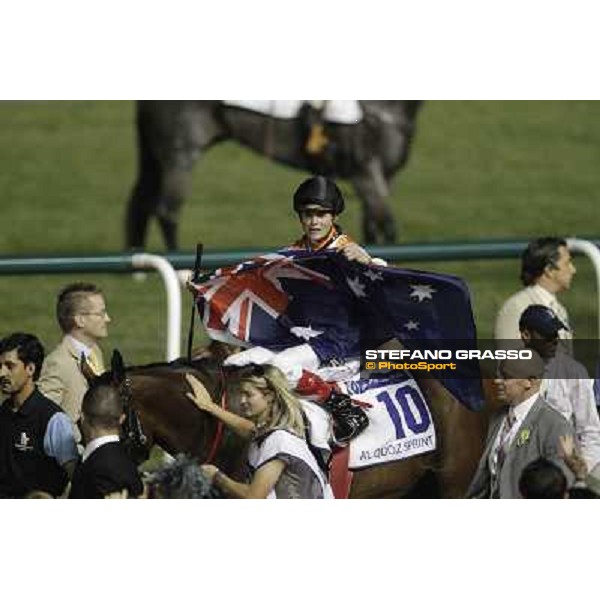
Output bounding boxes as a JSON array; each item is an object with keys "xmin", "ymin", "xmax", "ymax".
[{"xmin": 221, "ymin": 175, "xmax": 383, "ymax": 445}]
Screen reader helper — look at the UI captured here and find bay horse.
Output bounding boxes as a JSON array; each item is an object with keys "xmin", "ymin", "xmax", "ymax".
[
  {"xmin": 96, "ymin": 350, "xmax": 492, "ymax": 499},
  {"xmin": 125, "ymin": 101, "xmax": 423, "ymax": 250}
]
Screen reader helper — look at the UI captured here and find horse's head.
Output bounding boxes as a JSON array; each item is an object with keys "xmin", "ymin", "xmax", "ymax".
[{"xmin": 83, "ymin": 349, "xmax": 151, "ymax": 464}]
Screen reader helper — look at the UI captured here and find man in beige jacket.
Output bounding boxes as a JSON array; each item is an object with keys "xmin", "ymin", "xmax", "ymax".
[
  {"xmin": 38, "ymin": 283, "xmax": 111, "ymax": 430},
  {"xmin": 495, "ymin": 237, "xmax": 576, "ymax": 342}
]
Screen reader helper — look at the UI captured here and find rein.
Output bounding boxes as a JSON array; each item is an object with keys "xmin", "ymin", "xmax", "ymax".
[
  {"xmin": 120, "ymin": 372, "xmax": 149, "ymax": 462},
  {"xmin": 204, "ymin": 366, "xmax": 228, "ymax": 464}
]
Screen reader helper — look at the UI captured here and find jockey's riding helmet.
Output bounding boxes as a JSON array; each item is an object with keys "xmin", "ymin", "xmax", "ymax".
[{"xmin": 293, "ymin": 176, "xmax": 345, "ymax": 215}]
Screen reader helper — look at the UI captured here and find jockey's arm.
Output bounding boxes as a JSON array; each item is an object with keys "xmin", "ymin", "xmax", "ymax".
[
  {"xmin": 185, "ymin": 373, "xmax": 255, "ymax": 440},
  {"xmin": 225, "ymin": 344, "xmax": 320, "ymax": 385},
  {"xmin": 203, "ymin": 460, "xmax": 285, "ymax": 499}
]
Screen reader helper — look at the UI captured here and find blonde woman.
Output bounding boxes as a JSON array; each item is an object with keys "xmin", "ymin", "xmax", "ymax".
[{"xmin": 185, "ymin": 365, "xmax": 333, "ymax": 499}]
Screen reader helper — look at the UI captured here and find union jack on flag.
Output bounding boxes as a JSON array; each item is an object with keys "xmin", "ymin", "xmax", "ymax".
[{"xmin": 191, "ymin": 251, "xmax": 335, "ymax": 348}]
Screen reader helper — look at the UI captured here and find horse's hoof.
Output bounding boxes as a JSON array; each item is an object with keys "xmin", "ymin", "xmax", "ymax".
[{"xmin": 132, "ymin": 272, "xmax": 148, "ymax": 282}]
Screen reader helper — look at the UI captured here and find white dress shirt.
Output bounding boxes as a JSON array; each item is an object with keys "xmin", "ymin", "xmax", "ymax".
[
  {"xmin": 489, "ymin": 392, "xmax": 540, "ymax": 477},
  {"xmin": 81, "ymin": 434, "xmax": 120, "ymax": 463},
  {"xmin": 541, "ymin": 352, "xmax": 600, "ymax": 471},
  {"xmin": 66, "ymin": 335, "xmax": 94, "ymax": 360}
]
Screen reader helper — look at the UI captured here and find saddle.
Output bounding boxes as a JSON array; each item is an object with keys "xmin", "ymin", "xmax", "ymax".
[{"xmin": 298, "ymin": 103, "xmax": 379, "ymax": 177}]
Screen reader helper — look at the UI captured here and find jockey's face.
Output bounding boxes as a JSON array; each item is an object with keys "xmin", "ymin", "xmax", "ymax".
[
  {"xmin": 299, "ymin": 204, "xmax": 335, "ymax": 244},
  {"xmin": 239, "ymin": 380, "xmax": 272, "ymax": 423}
]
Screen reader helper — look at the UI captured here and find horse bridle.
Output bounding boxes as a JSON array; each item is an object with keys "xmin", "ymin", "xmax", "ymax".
[
  {"xmin": 119, "ymin": 372, "xmax": 149, "ymax": 462},
  {"xmin": 116, "ymin": 365, "xmax": 228, "ymax": 466},
  {"xmin": 203, "ymin": 366, "xmax": 228, "ymax": 464}
]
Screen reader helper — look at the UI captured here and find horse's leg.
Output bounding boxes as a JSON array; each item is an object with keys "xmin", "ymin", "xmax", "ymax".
[
  {"xmin": 125, "ymin": 106, "xmax": 163, "ymax": 250},
  {"xmin": 126, "ymin": 184, "xmax": 155, "ymax": 250},
  {"xmin": 154, "ymin": 164, "xmax": 194, "ymax": 251},
  {"xmin": 126, "ymin": 101, "xmax": 226, "ymax": 251},
  {"xmin": 351, "ymin": 158, "xmax": 395, "ymax": 244},
  {"xmin": 154, "ymin": 104, "xmax": 227, "ymax": 251},
  {"xmin": 425, "ymin": 382, "xmax": 489, "ymax": 498}
]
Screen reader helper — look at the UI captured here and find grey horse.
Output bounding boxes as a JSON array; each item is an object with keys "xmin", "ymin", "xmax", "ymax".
[{"xmin": 126, "ymin": 100, "xmax": 423, "ymax": 250}]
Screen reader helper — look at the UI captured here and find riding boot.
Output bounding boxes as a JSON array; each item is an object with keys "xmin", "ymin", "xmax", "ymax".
[
  {"xmin": 300, "ymin": 102, "xmax": 329, "ymax": 156},
  {"xmin": 323, "ymin": 389, "xmax": 369, "ymax": 446}
]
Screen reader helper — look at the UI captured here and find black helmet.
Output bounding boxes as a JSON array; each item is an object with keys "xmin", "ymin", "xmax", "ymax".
[{"xmin": 293, "ymin": 176, "xmax": 345, "ymax": 215}]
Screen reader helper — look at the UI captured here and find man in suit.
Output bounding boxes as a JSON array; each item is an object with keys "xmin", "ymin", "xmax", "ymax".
[
  {"xmin": 38, "ymin": 282, "xmax": 111, "ymax": 431},
  {"xmin": 495, "ymin": 237, "xmax": 576, "ymax": 342},
  {"xmin": 69, "ymin": 384, "xmax": 143, "ymax": 499},
  {"xmin": 518, "ymin": 304, "xmax": 600, "ymax": 477},
  {"xmin": 467, "ymin": 350, "xmax": 575, "ymax": 499}
]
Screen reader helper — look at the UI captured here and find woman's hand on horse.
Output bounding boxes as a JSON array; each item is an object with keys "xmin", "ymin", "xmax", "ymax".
[
  {"xmin": 200, "ymin": 464, "xmax": 219, "ymax": 482},
  {"xmin": 185, "ymin": 373, "xmax": 215, "ymax": 412}
]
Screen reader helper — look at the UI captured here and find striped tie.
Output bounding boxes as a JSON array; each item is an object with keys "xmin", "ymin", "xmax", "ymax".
[
  {"xmin": 495, "ymin": 408, "xmax": 516, "ymax": 473},
  {"xmin": 86, "ymin": 351, "xmax": 103, "ymax": 376},
  {"xmin": 490, "ymin": 408, "xmax": 517, "ymax": 496}
]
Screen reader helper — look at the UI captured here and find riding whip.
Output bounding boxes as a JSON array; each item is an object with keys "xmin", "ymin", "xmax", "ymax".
[{"xmin": 187, "ymin": 242, "xmax": 204, "ymax": 363}]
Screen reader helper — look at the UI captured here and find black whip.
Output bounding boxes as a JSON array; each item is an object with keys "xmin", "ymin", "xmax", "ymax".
[{"xmin": 187, "ymin": 242, "xmax": 204, "ymax": 362}]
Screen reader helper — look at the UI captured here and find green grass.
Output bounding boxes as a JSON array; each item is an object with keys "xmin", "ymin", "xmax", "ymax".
[{"xmin": 0, "ymin": 100, "xmax": 598, "ymax": 363}]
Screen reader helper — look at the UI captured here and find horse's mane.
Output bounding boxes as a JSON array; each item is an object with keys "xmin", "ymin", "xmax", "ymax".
[
  {"xmin": 127, "ymin": 357, "xmax": 219, "ymax": 374},
  {"xmin": 90, "ymin": 356, "xmax": 224, "ymax": 394}
]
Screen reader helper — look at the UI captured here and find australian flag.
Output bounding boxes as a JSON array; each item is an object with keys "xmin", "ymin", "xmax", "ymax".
[{"xmin": 191, "ymin": 250, "xmax": 484, "ymax": 410}]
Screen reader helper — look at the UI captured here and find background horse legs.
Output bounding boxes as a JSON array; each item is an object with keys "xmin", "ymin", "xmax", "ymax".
[
  {"xmin": 154, "ymin": 166, "xmax": 193, "ymax": 251},
  {"xmin": 126, "ymin": 161, "xmax": 194, "ymax": 252},
  {"xmin": 351, "ymin": 157, "xmax": 396, "ymax": 244}
]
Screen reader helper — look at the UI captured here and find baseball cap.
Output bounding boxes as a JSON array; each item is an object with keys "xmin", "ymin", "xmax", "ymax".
[{"xmin": 519, "ymin": 305, "xmax": 568, "ymax": 338}]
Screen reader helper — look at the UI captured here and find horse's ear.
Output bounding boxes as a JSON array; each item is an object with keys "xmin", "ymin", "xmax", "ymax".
[{"xmin": 111, "ymin": 350, "xmax": 126, "ymax": 385}]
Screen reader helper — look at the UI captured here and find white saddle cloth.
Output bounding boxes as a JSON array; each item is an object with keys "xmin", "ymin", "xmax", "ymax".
[{"xmin": 222, "ymin": 100, "xmax": 363, "ymax": 124}]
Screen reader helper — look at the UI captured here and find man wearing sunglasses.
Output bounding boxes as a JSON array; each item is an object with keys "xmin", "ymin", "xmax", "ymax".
[{"xmin": 38, "ymin": 282, "xmax": 111, "ymax": 433}]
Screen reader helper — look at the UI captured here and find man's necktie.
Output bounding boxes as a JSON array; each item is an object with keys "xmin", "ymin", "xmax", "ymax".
[
  {"xmin": 86, "ymin": 351, "xmax": 103, "ymax": 376},
  {"xmin": 495, "ymin": 408, "xmax": 516, "ymax": 472}
]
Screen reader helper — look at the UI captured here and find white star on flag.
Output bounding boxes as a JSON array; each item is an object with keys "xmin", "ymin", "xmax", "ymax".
[
  {"xmin": 409, "ymin": 284, "xmax": 435, "ymax": 302},
  {"xmin": 346, "ymin": 276, "xmax": 367, "ymax": 298},
  {"xmin": 363, "ymin": 269, "xmax": 383, "ymax": 282},
  {"xmin": 404, "ymin": 320, "xmax": 419, "ymax": 331},
  {"xmin": 290, "ymin": 325, "xmax": 324, "ymax": 341}
]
